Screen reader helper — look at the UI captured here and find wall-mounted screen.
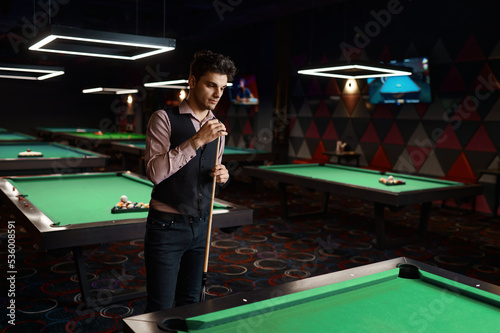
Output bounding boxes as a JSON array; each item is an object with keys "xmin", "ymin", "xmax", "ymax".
[
  {"xmin": 229, "ymin": 74, "xmax": 259, "ymax": 105},
  {"xmin": 368, "ymin": 57, "xmax": 431, "ymax": 104}
]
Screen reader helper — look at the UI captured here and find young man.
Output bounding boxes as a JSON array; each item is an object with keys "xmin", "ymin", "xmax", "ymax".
[{"xmin": 144, "ymin": 50, "xmax": 237, "ymax": 312}]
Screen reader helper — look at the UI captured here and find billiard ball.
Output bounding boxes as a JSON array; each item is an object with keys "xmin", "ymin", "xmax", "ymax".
[{"xmin": 121, "ymin": 195, "xmax": 128, "ymax": 203}]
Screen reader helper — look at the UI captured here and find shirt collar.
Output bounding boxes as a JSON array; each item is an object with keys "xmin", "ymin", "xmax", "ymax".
[{"xmin": 178, "ymin": 100, "xmax": 215, "ymax": 122}]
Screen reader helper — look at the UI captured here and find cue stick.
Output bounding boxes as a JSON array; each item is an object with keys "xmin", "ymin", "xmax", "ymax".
[{"xmin": 200, "ymin": 135, "xmax": 221, "ymax": 302}]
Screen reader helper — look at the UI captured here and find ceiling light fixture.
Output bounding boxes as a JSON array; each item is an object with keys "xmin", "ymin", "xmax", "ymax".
[
  {"xmin": 144, "ymin": 79, "xmax": 189, "ymax": 89},
  {"xmin": 29, "ymin": 26, "xmax": 176, "ymax": 60},
  {"xmin": 82, "ymin": 87, "xmax": 139, "ymax": 95},
  {"xmin": 144, "ymin": 79, "xmax": 233, "ymax": 89},
  {"xmin": 298, "ymin": 61, "xmax": 412, "ymax": 79},
  {"xmin": 0, "ymin": 64, "xmax": 64, "ymax": 80}
]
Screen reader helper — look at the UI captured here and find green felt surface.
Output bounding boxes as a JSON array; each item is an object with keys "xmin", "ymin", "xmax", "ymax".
[
  {"xmin": 116, "ymin": 141, "xmax": 146, "ymax": 148},
  {"xmin": 260, "ymin": 164, "xmax": 463, "ymax": 193},
  {"xmin": 0, "ymin": 132, "xmax": 37, "ymax": 141},
  {"xmin": 223, "ymin": 146, "xmax": 267, "ymax": 155},
  {"xmin": 69, "ymin": 132, "xmax": 146, "ymax": 140},
  {"xmin": 186, "ymin": 269, "xmax": 500, "ymax": 332},
  {"xmin": 7, "ymin": 173, "xmax": 228, "ymax": 225},
  {"xmin": 36, "ymin": 127, "xmax": 100, "ymax": 133},
  {"xmin": 0, "ymin": 142, "xmax": 98, "ymax": 159}
]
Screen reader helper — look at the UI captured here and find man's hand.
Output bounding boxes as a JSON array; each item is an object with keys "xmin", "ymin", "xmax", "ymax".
[
  {"xmin": 191, "ymin": 119, "xmax": 227, "ymax": 150},
  {"xmin": 212, "ymin": 163, "xmax": 229, "ymax": 184}
]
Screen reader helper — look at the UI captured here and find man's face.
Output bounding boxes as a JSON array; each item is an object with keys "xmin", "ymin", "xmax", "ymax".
[{"xmin": 189, "ymin": 72, "xmax": 228, "ymax": 111}]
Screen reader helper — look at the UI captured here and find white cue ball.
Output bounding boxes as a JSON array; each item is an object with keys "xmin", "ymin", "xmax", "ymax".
[{"xmin": 121, "ymin": 195, "xmax": 128, "ymax": 203}]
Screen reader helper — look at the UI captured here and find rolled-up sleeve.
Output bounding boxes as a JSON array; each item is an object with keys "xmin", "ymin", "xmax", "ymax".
[{"xmin": 145, "ymin": 110, "xmax": 197, "ymax": 185}]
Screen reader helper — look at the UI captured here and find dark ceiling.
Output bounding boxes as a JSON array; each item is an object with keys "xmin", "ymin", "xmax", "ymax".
[{"xmin": 0, "ymin": 0, "xmax": 348, "ymax": 65}]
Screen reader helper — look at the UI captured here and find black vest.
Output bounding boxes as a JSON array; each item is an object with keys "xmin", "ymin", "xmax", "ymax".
[{"xmin": 151, "ymin": 107, "xmax": 217, "ymax": 217}]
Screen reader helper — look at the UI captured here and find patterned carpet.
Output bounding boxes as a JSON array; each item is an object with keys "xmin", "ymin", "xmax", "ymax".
[{"xmin": 1, "ymin": 177, "xmax": 500, "ymax": 332}]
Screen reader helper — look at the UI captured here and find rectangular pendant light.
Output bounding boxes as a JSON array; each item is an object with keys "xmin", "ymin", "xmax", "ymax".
[
  {"xmin": 144, "ymin": 79, "xmax": 233, "ymax": 89},
  {"xmin": 0, "ymin": 63, "xmax": 64, "ymax": 80},
  {"xmin": 298, "ymin": 61, "xmax": 412, "ymax": 79},
  {"xmin": 144, "ymin": 79, "xmax": 189, "ymax": 89},
  {"xmin": 29, "ymin": 26, "xmax": 176, "ymax": 60},
  {"xmin": 82, "ymin": 87, "xmax": 139, "ymax": 95}
]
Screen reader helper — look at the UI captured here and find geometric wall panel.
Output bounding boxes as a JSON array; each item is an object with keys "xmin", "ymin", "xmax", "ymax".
[
  {"xmin": 290, "ymin": 118, "xmax": 305, "ymax": 138},
  {"xmin": 393, "ymin": 149, "xmax": 417, "ymax": 174},
  {"xmin": 429, "ymin": 38, "xmax": 453, "ymax": 64},
  {"xmin": 360, "ymin": 121, "xmax": 380, "ymax": 143},
  {"xmin": 341, "ymin": 94, "xmax": 361, "ymax": 115},
  {"xmin": 455, "ymin": 34, "xmax": 485, "ymax": 63},
  {"xmin": 372, "ymin": 118, "xmax": 394, "ymax": 142},
  {"xmin": 407, "ymin": 123, "xmax": 432, "ymax": 147},
  {"xmin": 484, "ymin": 100, "xmax": 500, "ymax": 121},
  {"xmin": 307, "ymin": 99, "xmax": 322, "ymax": 116},
  {"xmin": 298, "ymin": 100, "xmax": 314, "ymax": 117},
  {"xmin": 406, "ymin": 146, "xmax": 432, "ymax": 171},
  {"xmin": 369, "ymin": 145, "xmax": 392, "ymax": 171},
  {"xmin": 383, "ymin": 144, "xmax": 406, "ymax": 169},
  {"xmin": 351, "ymin": 118, "xmax": 371, "ymax": 141},
  {"xmin": 332, "ymin": 99, "xmax": 351, "ymax": 118},
  {"xmin": 372, "ymin": 104, "xmax": 394, "ymax": 118},
  {"xmin": 464, "ymin": 124, "xmax": 497, "ymax": 152},
  {"xmin": 314, "ymin": 99, "xmax": 331, "ymax": 117},
  {"xmin": 439, "ymin": 65, "xmax": 467, "ymax": 92},
  {"xmin": 340, "ymin": 120, "xmax": 359, "ymax": 148},
  {"xmin": 296, "ymin": 140, "xmax": 312, "ymax": 159},
  {"xmin": 433, "ymin": 148, "xmax": 462, "ymax": 176},
  {"xmin": 383, "ymin": 122, "xmax": 405, "ymax": 145},
  {"xmin": 483, "ymin": 122, "xmax": 500, "ymax": 151},
  {"xmin": 465, "ymin": 151, "xmax": 498, "ymax": 178},
  {"xmin": 359, "ymin": 142, "xmax": 380, "ymax": 166},
  {"xmin": 305, "ymin": 120, "xmax": 320, "ymax": 138},
  {"xmin": 445, "ymin": 152, "xmax": 477, "ymax": 182},
  {"xmin": 418, "ymin": 152, "xmax": 445, "ymax": 178},
  {"xmin": 322, "ymin": 120, "xmax": 339, "ymax": 140},
  {"xmin": 289, "ymin": 137, "xmax": 304, "ymax": 157},
  {"xmin": 434, "ymin": 124, "xmax": 463, "ymax": 150},
  {"xmin": 422, "ymin": 97, "xmax": 448, "ymax": 120},
  {"xmin": 395, "ymin": 119, "xmax": 421, "ymax": 144},
  {"xmin": 396, "ymin": 104, "xmax": 421, "ymax": 119},
  {"xmin": 332, "ymin": 118, "xmax": 350, "ymax": 139},
  {"xmin": 305, "ymin": 138, "xmax": 321, "ymax": 159},
  {"xmin": 325, "ymin": 77, "xmax": 342, "ymax": 95},
  {"xmin": 350, "ymin": 99, "xmax": 371, "ymax": 118}
]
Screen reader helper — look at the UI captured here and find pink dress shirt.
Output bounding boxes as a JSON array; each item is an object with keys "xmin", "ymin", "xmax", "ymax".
[{"xmin": 145, "ymin": 100, "xmax": 225, "ymax": 213}]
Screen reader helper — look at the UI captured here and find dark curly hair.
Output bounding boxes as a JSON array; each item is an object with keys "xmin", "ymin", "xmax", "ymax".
[{"xmin": 189, "ymin": 50, "xmax": 237, "ymax": 82}]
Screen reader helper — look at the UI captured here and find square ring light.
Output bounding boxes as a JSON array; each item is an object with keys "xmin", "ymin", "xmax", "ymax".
[{"xmin": 29, "ymin": 26, "xmax": 176, "ymax": 60}]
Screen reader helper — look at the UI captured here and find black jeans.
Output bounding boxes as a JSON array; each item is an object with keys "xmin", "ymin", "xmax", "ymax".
[{"xmin": 144, "ymin": 209, "xmax": 208, "ymax": 312}]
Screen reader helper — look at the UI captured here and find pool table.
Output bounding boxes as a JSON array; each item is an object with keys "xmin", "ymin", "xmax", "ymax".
[
  {"xmin": 110, "ymin": 141, "xmax": 275, "ymax": 174},
  {"xmin": 34, "ymin": 126, "xmax": 100, "ymax": 141},
  {"xmin": 380, "ymin": 75, "xmax": 421, "ymax": 100},
  {"xmin": 60, "ymin": 131, "xmax": 147, "ymax": 152},
  {"xmin": 0, "ymin": 141, "xmax": 109, "ymax": 176},
  {"xmin": 0, "ymin": 131, "xmax": 38, "ymax": 142},
  {"xmin": 123, "ymin": 257, "xmax": 500, "ymax": 333},
  {"xmin": 243, "ymin": 164, "xmax": 483, "ymax": 249},
  {"xmin": 0, "ymin": 171, "xmax": 253, "ymax": 304}
]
